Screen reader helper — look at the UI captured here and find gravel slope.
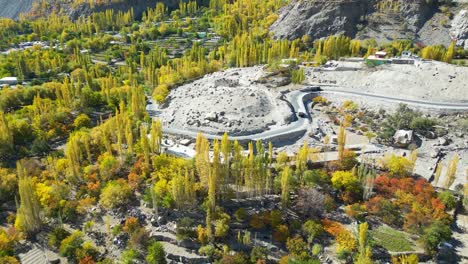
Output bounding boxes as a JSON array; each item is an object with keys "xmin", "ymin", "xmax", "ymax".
[
  {"xmin": 0, "ymin": 0, "xmax": 34, "ymax": 19},
  {"xmin": 306, "ymin": 60, "xmax": 468, "ymax": 103}
]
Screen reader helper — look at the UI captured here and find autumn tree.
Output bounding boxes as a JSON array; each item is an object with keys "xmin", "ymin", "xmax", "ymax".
[
  {"xmin": 281, "ymin": 166, "xmax": 292, "ymax": 207},
  {"xmin": 150, "ymin": 119, "xmax": 162, "ymax": 154},
  {"xmin": 15, "ymin": 162, "xmax": 42, "ymax": 235},
  {"xmin": 195, "ymin": 133, "xmax": 210, "ymax": 186},
  {"xmin": 337, "ymin": 124, "xmax": 346, "ymax": 161},
  {"xmin": 356, "ymin": 222, "xmax": 373, "ymax": 264},
  {"xmin": 444, "ymin": 153, "xmax": 459, "ymax": 189}
]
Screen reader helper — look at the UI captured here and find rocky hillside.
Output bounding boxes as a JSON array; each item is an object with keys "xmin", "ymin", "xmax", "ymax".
[
  {"xmin": 270, "ymin": 0, "xmax": 468, "ymax": 47},
  {"xmin": 0, "ymin": 0, "xmax": 185, "ymax": 20},
  {"xmin": 0, "ymin": 0, "xmax": 35, "ymax": 19}
]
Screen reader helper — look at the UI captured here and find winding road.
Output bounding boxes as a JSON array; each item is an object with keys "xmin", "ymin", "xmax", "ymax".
[{"xmin": 147, "ymin": 86, "xmax": 468, "ymax": 142}]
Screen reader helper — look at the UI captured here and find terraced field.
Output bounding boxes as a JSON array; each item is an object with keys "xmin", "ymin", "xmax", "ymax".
[{"xmin": 0, "ymin": 0, "xmax": 34, "ymax": 19}]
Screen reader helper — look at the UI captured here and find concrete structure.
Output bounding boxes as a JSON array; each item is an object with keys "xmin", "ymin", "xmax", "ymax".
[
  {"xmin": 0, "ymin": 77, "xmax": 18, "ymax": 86},
  {"xmin": 375, "ymin": 51, "xmax": 387, "ymax": 58},
  {"xmin": 366, "ymin": 51, "xmax": 389, "ymax": 66}
]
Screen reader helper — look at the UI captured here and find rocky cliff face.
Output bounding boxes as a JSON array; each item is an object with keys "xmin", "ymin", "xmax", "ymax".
[
  {"xmin": 270, "ymin": 0, "xmax": 371, "ymax": 40},
  {"xmin": 0, "ymin": 0, "xmax": 185, "ymax": 20},
  {"xmin": 451, "ymin": 9, "xmax": 468, "ymax": 49},
  {"xmin": 66, "ymin": 0, "xmax": 182, "ymax": 20},
  {"xmin": 270, "ymin": 0, "xmax": 467, "ymax": 47},
  {"xmin": 0, "ymin": 0, "xmax": 35, "ymax": 19}
]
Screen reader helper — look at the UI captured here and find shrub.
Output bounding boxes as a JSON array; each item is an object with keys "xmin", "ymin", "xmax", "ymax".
[
  {"xmin": 234, "ymin": 208, "xmax": 247, "ymax": 222},
  {"xmin": 286, "ymin": 235, "xmax": 309, "ymax": 260},
  {"xmin": 345, "ymin": 203, "xmax": 367, "ymax": 221},
  {"xmin": 273, "ymin": 224, "xmax": 289, "ymax": 243},
  {"xmin": 59, "ymin": 231, "xmax": 84, "ymax": 261},
  {"xmin": 73, "ymin": 114, "xmax": 92, "ymax": 130},
  {"xmin": 420, "ymin": 221, "xmax": 452, "ymax": 255},
  {"xmin": 99, "ymin": 179, "xmax": 132, "ymax": 209},
  {"xmin": 438, "ymin": 191, "xmax": 456, "ymax": 210},
  {"xmin": 302, "ymin": 220, "xmax": 323, "ymax": 243},
  {"xmin": 197, "ymin": 225, "xmax": 209, "ymax": 245},
  {"xmin": 312, "ymin": 244, "xmax": 322, "ymax": 256},
  {"xmin": 249, "ymin": 214, "xmax": 265, "ymax": 229},
  {"xmin": 214, "ymin": 213, "xmax": 230, "ymax": 238},
  {"xmin": 48, "ymin": 228, "xmax": 70, "ymax": 249},
  {"xmin": 123, "ymin": 217, "xmax": 140, "ymax": 235},
  {"xmin": 303, "ymin": 169, "xmax": 329, "ymax": 186},
  {"xmin": 121, "ymin": 249, "xmax": 139, "ymax": 264},
  {"xmin": 322, "ymin": 219, "xmax": 357, "ymax": 252},
  {"xmin": 269, "ymin": 210, "xmax": 282, "ymax": 228},
  {"xmin": 250, "ymin": 246, "xmax": 268, "ymax": 263},
  {"xmin": 176, "ymin": 217, "xmax": 196, "ymax": 241},
  {"xmin": 146, "ymin": 241, "xmax": 166, "ymax": 264}
]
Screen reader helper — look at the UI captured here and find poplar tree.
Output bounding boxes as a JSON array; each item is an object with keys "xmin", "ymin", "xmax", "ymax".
[
  {"xmin": 296, "ymin": 141, "xmax": 309, "ymax": 185},
  {"xmin": 195, "ymin": 133, "xmax": 210, "ymax": 187},
  {"xmin": 221, "ymin": 132, "xmax": 230, "ymax": 191},
  {"xmin": 281, "ymin": 166, "xmax": 292, "ymax": 207},
  {"xmin": 444, "ymin": 154, "xmax": 459, "ymax": 189},
  {"xmin": 150, "ymin": 119, "xmax": 163, "ymax": 154},
  {"xmin": 15, "ymin": 162, "xmax": 42, "ymax": 235},
  {"xmin": 0, "ymin": 111, "xmax": 14, "ymax": 161},
  {"xmin": 338, "ymin": 124, "xmax": 346, "ymax": 161},
  {"xmin": 231, "ymin": 140, "xmax": 244, "ymax": 197},
  {"xmin": 356, "ymin": 222, "xmax": 373, "ymax": 264},
  {"xmin": 140, "ymin": 125, "xmax": 150, "ymax": 171},
  {"xmin": 210, "ymin": 140, "xmax": 221, "ymax": 206}
]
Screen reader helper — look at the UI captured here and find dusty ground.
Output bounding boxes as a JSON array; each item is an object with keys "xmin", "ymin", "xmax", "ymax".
[
  {"xmin": 160, "ymin": 66, "xmax": 293, "ymax": 136},
  {"xmin": 306, "ymin": 60, "xmax": 468, "ymax": 103}
]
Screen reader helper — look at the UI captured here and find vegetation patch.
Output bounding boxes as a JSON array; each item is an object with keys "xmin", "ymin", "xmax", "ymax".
[{"xmin": 371, "ymin": 226, "xmax": 414, "ymax": 252}]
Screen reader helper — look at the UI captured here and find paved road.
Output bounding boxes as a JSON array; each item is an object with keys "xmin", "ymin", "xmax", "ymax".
[
  {"xmin": 320, "ymin": 87, "xmax": 468, "ymax": 110},
  {"xmin": 147, "ymin": 89, "xmax": 313, "ymax": 142},
  {"xmin": 147, "ymin": 86, "xmax": 468, "ymax": 141},
  {"xmin": 0, "ymin": 0, "xmax": 34, "ymax": 19}
]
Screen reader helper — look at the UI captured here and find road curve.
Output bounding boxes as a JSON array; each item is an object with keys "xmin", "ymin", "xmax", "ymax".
[
  {"xmin": 147, "ymin": 89, "xmax": 313, "ymax": 142},
  {"xmin": 147, "ymin": 86, "xmax": 468, "ymax": 141}
]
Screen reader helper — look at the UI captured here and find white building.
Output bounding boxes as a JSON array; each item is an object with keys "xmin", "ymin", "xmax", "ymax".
[{"xmin": 0, "ymin": 77, "xmax": 18, "ymax": 86}]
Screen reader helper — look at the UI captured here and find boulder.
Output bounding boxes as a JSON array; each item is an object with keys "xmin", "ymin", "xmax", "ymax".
[
  {"xmin": 179, "ymin": 139, "xmax": 191, "ymax": 146},
  {"xmin": 393, "ymin": 130, "xmax": 413, "ymax": 147},
  {"xmin": 430, "ymin": 149, "xmax": 440, "ymax": 158},
  {"xmin": 204, "ymin": 112, "xmax": 218, "ymax": 122},
  {"xmin": 439, "ymin": 137, "xmax": 449, "ymax": 146}
]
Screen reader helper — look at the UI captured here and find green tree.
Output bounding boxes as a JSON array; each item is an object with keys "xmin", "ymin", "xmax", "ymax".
[
  {"xmin": 15, "ymin": 162, "xmax": 42, "ymax": 235},
  {"xmin": 59, "ymin": 231, "xmax": 84, "ymax": 261},
  {"xmin": 421, "ymin": 221, "xmax": 452, "ymax": 256},
  {"xmin": 281, "ymin": 166, "xmax": 292, "ymax": 207},
  {"xmin": 146, "ymin": 241, "xmax": 167, "ymax": 264},
  {"xmin": 355, "ymin": 222, "xmax": 373, "ymax": 264},
  {"xmin": 99, "ymin": 180, "xmax": 132, "ymax": 209}
]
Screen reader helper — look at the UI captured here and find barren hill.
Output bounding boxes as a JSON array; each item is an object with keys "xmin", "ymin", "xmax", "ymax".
[
  {"xmin": 0, "ymin": 0, "xmax": 184, "ymax": 20},
  {"xmin": 270, "ymin": 0, "xmax": 468, "ymax": 47},
  {"xmin": 0, "ymin": 0, "xmax": 35, "ymax": 19}
]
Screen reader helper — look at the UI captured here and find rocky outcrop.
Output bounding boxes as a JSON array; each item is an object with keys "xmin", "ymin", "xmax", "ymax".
[
  {"xmin": 270, "ymin": 0, "xmax": 371, "ymax": 40},
  {"xmin": 451, "ymin": 9, "xmax": 468, "ymax": 49},
  {"xmin": 0, "ymin": 0, "xmax": 35, "ymax": 19},
  {"xmin": 5, "ymin": 0, "xmax": 185, "ymax": 20},
  {"xmin": 66, "ymin": 0, "xmax": 182, "ymax": 20},
  {"xmin": 269, "ymin": 0, "xmax": 464, "ymax": 46}
]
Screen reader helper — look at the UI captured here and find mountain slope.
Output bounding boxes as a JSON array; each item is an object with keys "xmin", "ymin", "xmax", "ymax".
[
  {"xmin": 270, "ymin": 0, "xmax": 467, "ymax": 47},
  {"xmin": 0, "ymin": 0, "xmax": 35, "ymax": 19},
  {"xmin": 0, "ymin": 0, "xmax": 184, "ymax": 20}
]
